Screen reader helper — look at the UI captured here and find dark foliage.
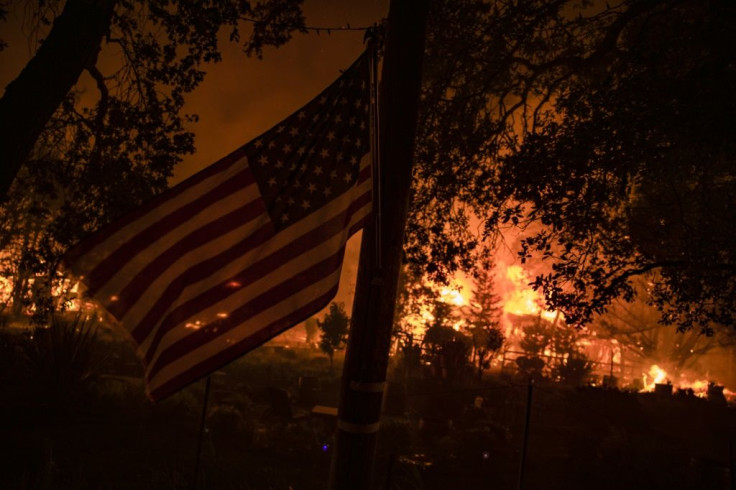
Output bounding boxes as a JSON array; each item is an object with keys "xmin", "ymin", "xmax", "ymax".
[
  {"xmin": 421, "ymin": 300, "xmax": 470, "ymax": 383},
  {"xmin": 317, "ymin": 301, "xmax": 349, "ymax": 367},
  {"xmin": 502, "ymin": 0, "xmax": 736, "ymax": 332},
  {"xmin": 410, "ymin": 0, "xmax": 736, "ymax": 333},
  {"xmin": 0, "ymin": 0, "xmax": 305, "ymax": 320},
  {"xmin": 21, "ymin": 314, "xmax": 102, "ymax": 407}
]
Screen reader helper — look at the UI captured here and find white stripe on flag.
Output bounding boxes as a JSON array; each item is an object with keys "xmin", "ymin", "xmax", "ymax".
[
  {"xmin": 70, "ymin": 156, "xmax": 247, "ymax": 276},
  {"xmin": 123, "ymin": 155, "xmax": 370, "ymax": 345},
  {"xmin": 143, "ymin": 201, "xmax": 371, "ymax": 373},
  {"xmin": 95, "ymin": 180, "xmax": 261, "ymax": 305},
  {"xmin": 147, "ymin": 266, "xmax": 344, "ymax": 396}
]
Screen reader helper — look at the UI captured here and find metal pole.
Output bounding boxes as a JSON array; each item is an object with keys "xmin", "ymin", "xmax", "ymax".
[
  {"xmin": 385, "ymin": 453, "xmax": 396, "ymax": 489},
  {"xmin": 517, "ymin": 379, "xmax": 534, "ymax": 490},
  {"xmin": 730, "ymin": 438, "xmax": 735, "ymax": 490},
  {"xmin": 192, "ymin": 375, "xmax": 212, "ymax": 490}
]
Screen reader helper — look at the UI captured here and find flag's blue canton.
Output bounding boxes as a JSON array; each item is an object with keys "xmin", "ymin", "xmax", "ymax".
[{"xmin": 244, "ymin": 54, "xmax": 370, "ymax": 232}]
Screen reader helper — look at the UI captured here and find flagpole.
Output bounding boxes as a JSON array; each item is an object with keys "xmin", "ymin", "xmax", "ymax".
[
  {"xmin": 517, "ymin": 379, "xmax": 534, "ymax": 490},
  {"xmin": 191, "ymin": 375, "xmax": 212, "ymax": 490},
  {"xmin": 328, "ymin": 1, "xmax": 430, "ymax": 489}
]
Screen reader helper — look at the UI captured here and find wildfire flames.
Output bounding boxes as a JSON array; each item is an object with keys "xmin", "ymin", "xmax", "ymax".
[
  {"xmin": 639, "ymin": 363, "xmax": 734, "ymax": 402},
  {"xmin": 642, "ymin": 364, "xmax": 668, "ymax": 391},
  {"xmin": 439, "ymin": 287, "xmax": 466, "ymax": 307},
  {"xmin": 0, "ymin": 275, "xmax": 11, "ymax": 305},
  {"xmin": 2, "ymin": 254, "xmax": 734, "ymax": 402},
  {"xmin": 407, "ymin": 261, "xmax": 735, "ymax": 401},
  {"xmin": 501, "ymin": 265, "xmax": 558, "ymax": 322}
]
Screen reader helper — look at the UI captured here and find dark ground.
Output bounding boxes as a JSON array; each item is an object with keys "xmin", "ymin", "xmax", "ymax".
[{"xmin": 1, "ymin": 328, "xmax": 734, "ymax": 490}]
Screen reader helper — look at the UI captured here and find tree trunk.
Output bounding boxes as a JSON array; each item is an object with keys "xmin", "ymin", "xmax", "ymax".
[{"xmin": 0, "ymin": 0, "xmax": 117, "ymax": 200}]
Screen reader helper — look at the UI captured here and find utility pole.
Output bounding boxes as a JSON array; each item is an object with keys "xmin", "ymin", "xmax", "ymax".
[{"xmin": 328, "ymin": 1, "xmax": 430, "ymax": 489}]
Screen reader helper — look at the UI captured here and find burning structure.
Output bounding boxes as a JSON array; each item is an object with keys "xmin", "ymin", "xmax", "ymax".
[{"xmin": 392, "ymin": 256, "xmax": 736, "ymax": 404}]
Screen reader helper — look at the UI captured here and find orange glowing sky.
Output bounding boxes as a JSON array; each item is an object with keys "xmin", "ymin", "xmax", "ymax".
[
  {"xmin": 174, "ymin": 0, "xmax": 388, "ymax": 183},
  {"xmin": 0, "ymin": 0, "xmax": 556, "ymax": 324},
  {"xmin": 0, "ymin": 0, "xmax": 388, "ymax": 310},
  {"xmin": 170, "ymin": 0, "xmax": 388, "ymax": 309},
  {"xmin": 0, "ymin": 1, "xmax": 567, "ymax": 321},
  {"xmin": 0, "ymin": 0, "xmax": 388, "ymax": 183}
]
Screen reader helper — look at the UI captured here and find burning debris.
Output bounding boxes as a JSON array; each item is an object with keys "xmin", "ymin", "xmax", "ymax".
[{"xmin": 392, "ymin": 258, "xmax": 736, "ymax": 403}]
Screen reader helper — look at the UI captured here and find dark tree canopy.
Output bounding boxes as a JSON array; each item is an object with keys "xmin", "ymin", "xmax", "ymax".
[
  {"xmin": 502, "ymin": 0, "xmax": 736, "ymax": 332},
  {"xmin": 3, "ymin": 0, "xmax": 734, "ymax": 337},
  {"xmin": 0, "ymin": 0, "xmax": 305, "ymax": 320},
  {"xmin": 0, "ymin": 0, "xmax": 306, "ymax": 199},
  {"xmin": 409, "ymin": 0, "xmax": 736, "ymax": 334}
]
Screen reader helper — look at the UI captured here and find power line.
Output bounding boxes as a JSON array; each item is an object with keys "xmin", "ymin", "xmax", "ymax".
[{"xmin": 240, "ymin": 16, "xmax": 376, "ymax": 35}]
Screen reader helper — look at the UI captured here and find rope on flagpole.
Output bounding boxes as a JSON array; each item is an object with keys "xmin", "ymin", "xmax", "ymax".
[{"xmin": 366, "ymin": 25, "xmax": 384, "ymax": 271}]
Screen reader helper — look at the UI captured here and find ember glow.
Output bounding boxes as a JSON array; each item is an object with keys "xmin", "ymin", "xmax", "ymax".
[
  {"xmin": 0, "ymin": 274, "xmax": 90, "ymax": 315},
  {"xmin": 501, "ymin": 265, "xmax": 558, "ymax": 322},
  {"xmin": 0, "ymin": 275, "xmax": 11, "ymax": 304},
  {"xmin": 642, "ymin": 364, "xmax": 668, "ymax": 391},
  {"xmin": 632, "ymin": 363, "xmax": 736, "ymax": 403},
  {"xmin": 439, "ymin": 286, "xmax": 466, "ymax": 307},
  {"xmin": 2, "ymin": 244, "xmax": 733, "ymax": 401}
]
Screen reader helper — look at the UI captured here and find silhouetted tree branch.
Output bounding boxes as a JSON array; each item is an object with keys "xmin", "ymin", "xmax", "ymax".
[{"xmin": 0, "ymin": 0, "xmax": 116, "ymax": 199}]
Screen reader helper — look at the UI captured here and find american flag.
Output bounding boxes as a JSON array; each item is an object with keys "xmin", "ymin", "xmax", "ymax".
[{"xmin": 64, "ymin": 52, "xmax": 372, "ymax": 401}]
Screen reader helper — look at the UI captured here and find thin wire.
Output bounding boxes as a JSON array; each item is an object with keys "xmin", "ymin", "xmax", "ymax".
[{"xmin": 240, "ymin": 17, "xmax": 373, "ymax": 34}]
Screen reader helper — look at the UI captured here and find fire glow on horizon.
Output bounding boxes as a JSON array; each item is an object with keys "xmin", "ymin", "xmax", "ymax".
[
  {"xmin": 419, "ymin": 263, "xmax": 734, "ymax": 400},
  {"xmin": 2, "ymin": 254, "xmax": 733, "ymax": 400},
  {"xmin": 639, "ymin": 363, "xmax": 734, "ymax": 401},
  {"xmin": 404, "ymin": 262, "xmax": 562, "ymax": 337}
]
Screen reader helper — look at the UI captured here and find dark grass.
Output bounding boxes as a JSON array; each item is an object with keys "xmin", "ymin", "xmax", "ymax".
[{"xmin": 1, "ymin": 325, "xmax": 734, "ymax": 489}]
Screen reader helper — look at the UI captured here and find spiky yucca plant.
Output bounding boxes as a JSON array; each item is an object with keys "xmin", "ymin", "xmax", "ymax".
[{"xmin": 22, "ymin": 314, "xmax": 101, "ymax": 407}]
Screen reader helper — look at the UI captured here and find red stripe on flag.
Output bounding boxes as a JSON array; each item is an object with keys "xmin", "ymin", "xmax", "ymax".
[
  {"xmin": 129, "ymin": 221, "xmax": 275, "ymax": 344},
  {"xmin": 140, "ymin": 190, "xmax": 371, "ymax": 362},
  {"xmin": 64, "ymin": 147, "xmax": 249, "ymax": 265},
  {"xmin": 348, "ymin": 215, "xmax": 369, "ymax": 237},
  {"xmin": 84, "ymin": 168, "xmax": 256, "ymax": 296},
  {"xmin": 358, "ymin": 163, "xmax": 370, "ymax": 183},
  {"xmin": 107, "ymin": 197, "xmax": 266, "ymax": 319},
  {"xmin": 147, "ymin": 283, "xmax": 340, "ymax": 401},
  {"xmin": 146, "ymin": 245, "xmax": 347, "ymax": 381}
]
